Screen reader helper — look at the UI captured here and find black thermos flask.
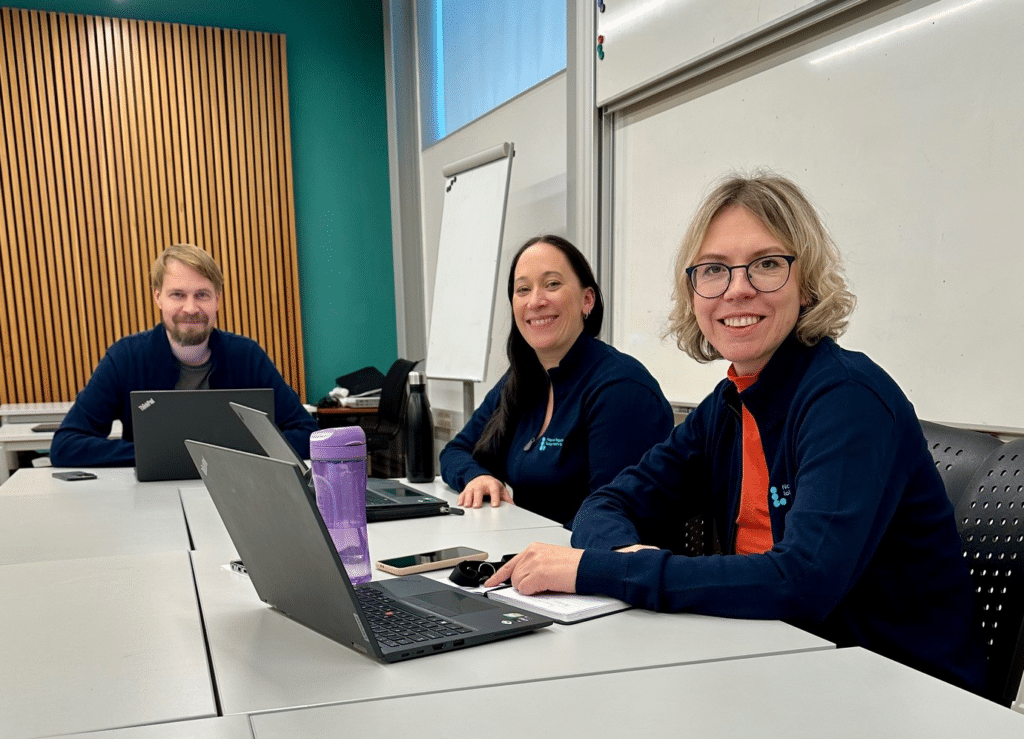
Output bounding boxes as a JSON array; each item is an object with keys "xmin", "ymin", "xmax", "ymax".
[{"xmin": 404, "ymin": 371, "xmax": 435, "ymax": 482}]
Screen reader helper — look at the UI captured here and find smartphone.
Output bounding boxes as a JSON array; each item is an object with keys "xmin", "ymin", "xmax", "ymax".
[
  {"xmin": 52, "ymin": 471, "xmax": 98, "ymax": 481},
  {"xmin": 376, "ymin": 546, "xmax": 487, "ymax": 576}
]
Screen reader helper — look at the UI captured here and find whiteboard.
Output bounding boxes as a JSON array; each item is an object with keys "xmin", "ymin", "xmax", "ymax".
[
  {"xmin": 427, "ymin": 144, "xmax": 514, "ymax": 382},
  {"xmin": 610, "ymin": 0, "xmax": 1024, "ymax": 428},
  {"xmin": 596, "ymin": 0, "xmax": 829, "ymax": 106}
]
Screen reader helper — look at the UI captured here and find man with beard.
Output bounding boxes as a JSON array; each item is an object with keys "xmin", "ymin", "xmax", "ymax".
[{"xmin": 50, "ymin": 244, "xmax": 317, "ymax": 467}]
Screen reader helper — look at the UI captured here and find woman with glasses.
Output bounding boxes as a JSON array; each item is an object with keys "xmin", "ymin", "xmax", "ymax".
[
  {"xmin": 440, "ymin": 235, "xmax": 674, "ymax": 527},
  {"xmin": 486, "ymin": 174, "xmax": 986, "ymax": 694}
]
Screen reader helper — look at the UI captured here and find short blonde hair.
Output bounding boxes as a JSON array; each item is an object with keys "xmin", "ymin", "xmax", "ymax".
[
  {"xmin": 666, "ymin": 172, "xmax": 856, "ymax": 362},
  {"xmin": 151, "ymin": 244, "xmax": 224, "ymax": 295}
]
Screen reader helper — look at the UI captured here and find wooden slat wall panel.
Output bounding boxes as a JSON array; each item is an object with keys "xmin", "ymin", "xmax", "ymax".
[{"xmin": 0, "ymin": 7, "xmax": 306, "ymax": 404}]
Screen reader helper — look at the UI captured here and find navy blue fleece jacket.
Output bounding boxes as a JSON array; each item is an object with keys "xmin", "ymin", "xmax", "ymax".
[
  {"xmin": 51, "ymin": 324, "xmax": 317, "ymax": 467},
  {"xmin": 440, "ymin": 333, "xmax": 674, "ymax": 526},
  {"xmin": 571, "ymin": 335, "xmax": 986, "ymax": 693}
]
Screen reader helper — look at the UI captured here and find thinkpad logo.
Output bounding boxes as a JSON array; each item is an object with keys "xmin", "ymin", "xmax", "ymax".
[
  {"xmin": 137, "ymin": 397, "xmax": 156, "ymax": 411},
  {"xmin": 200, "ymin": 457, "xmax": 208, "ymax": 476}
]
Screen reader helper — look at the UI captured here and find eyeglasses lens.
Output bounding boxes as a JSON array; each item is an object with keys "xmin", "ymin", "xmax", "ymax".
[{"xmin": 690, "ymin": 256, "xmax": 792, "ymax": 298}]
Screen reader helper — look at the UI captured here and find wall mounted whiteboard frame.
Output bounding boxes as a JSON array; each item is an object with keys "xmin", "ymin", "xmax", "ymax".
[
  {"xmin": 600, "ymin": 0, "xmax": 1024, "ymax": 431},
  {"xmin": 596, "ymin": 0, "xmax": 844, "ymax": 107},
  {"xmin": 426, "ymin": 143, "xmax": 514, "ymax": 416}
]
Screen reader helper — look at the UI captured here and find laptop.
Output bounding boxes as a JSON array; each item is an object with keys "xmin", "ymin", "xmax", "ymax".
[
  {"xmin": 130, "ymin": 389, "xmax": 274, "ymax": 481},
  {"xmin": 229, "ymin": 402, "xmax": 451, "ymax": 522},
  {"xmin": 184, "ymin": 440, "xmax": 552, "ymax": 662}
]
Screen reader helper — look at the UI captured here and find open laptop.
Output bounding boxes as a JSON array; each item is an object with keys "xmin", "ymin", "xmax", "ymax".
[
  {"xmin": 229, "ymin": 402, "xmax": 451, "ymax": 522},
  {"xmin": 184, "ymin": 440, "xmax": 551, "ymax": 662},
  {"xmin": 130, "ymin": 389, "xmax": 273, "ymax": 481}
]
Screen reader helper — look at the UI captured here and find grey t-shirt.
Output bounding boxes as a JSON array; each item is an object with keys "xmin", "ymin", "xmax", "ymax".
[{"xmin": 175, "ymin": 359, "xmax": 213, "ymax": 390}]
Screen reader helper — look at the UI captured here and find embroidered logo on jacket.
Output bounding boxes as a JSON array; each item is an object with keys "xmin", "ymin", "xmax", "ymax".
[
  {"xmin": 770, "ymin": 484, "xmax": 793, "ymax": 508},
  {"xmin": 537, "ymin": 437, "xmax": 563, "ymax": 452}
]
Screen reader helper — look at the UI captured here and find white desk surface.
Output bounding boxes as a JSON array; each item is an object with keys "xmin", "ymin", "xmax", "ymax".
[
  {"xmin": 0, "ymin": 400, "xmax": 72, "ymax": 423},
  {"xmin": 180, "ymin": 489, "xmax": 567, "ymax": 562},
  {"xmin": 1, "ymin": 550, "xmax": 217, "ymax": 739},
  {"xmin": 53, "ymin": 714, "xmax": 254, "ymax": 739},
  {"xmin": 191, "ymin": 525, "xmax": 831, "ymax": 717},
  {"xmin": 246, "ymin": 647, "xmax": 1023, "ymax": 738},
  {"xmin": 389, "ymin": 478, "xmax": 566, "ymax": 531},
  {"xmin": 0, "ymin": 421, "xmax": 122, "ymax": 484},
  {"xmin": 179, "ymin": 477, "xmax": 563, "ymax": 556},
  {"xmin": 1, "ymin": 454, "xmax": 135, "ymax": 496},
  {"xmin": 0, "ymin": 486, "xmax": 191, "ymax": 565}
]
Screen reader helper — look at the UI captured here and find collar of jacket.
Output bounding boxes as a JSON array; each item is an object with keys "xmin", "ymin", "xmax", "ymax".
[
  {"xmin": 546, "ymin": 330, "xmax": 597, "ymax": 384},
  {"xmin": 722, "ymin": 331, "xmax": 826, "ymax": 434}
]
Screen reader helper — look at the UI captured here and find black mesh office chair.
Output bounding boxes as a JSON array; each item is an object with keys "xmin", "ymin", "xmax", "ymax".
[
  {"xmin": 956, "ymin": 438, "xmax": 1024, "ymax": 705},
  {"xmin": 920, "ymin": 420, "xmax": 1002, "ymax": 506}
]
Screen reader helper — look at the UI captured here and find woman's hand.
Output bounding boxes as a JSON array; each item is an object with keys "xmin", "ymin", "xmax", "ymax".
[
  {"xmin": 484, "ymin": 542, "xmax": 583, "ymax": 594},
  {"xmin": 614, "ymin": 544, "xmax": 660, "ymax": 553},
  {"xmin": 458, "ymin": 474, "xmax": 514, "ymax": 508}
]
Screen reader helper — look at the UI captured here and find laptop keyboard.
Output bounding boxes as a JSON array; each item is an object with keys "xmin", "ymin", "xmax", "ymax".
[
  {"xmin": 356, "ymin": 587, "xmax": 472, "ymax": 647},
  {"xmin": 365, "ymin": 489, "xmax": 394, "ymax": 506}
]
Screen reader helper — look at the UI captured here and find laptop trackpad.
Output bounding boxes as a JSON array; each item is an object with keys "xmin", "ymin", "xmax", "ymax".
[{"xmin": 408, "ymin": 589, "xmax": 498, "ymax": 617}]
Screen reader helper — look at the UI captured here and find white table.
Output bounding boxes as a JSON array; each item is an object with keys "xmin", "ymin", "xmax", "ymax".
[
  {"xmin": 179, "ymin": 477, "xmax": 563, "ymax": 555},
  {"xmin": 190, "ymin": 524, "xmax": 832, "ymax": 717},
  {"xmin": 0, "ymin": 486, "xmax": 191, "ymax": 565},
  {"xmin": 0, "ymin": 420, "xmax": 122, "ymax": 484},
  {"xmin": 0, "ymin": 400, "xmax": 72, "ymax": 424},
  {"xmin": 385, "ymin": 478, "xmax": 568, "ymax": 532},
  {"xmin": 0, "ymin": 465, "xmax": 162, "ymax": 496},
  {"xmin": 247, "ymin": 647, "xmax": 1024, "ymax": 738},
  {"xmin": 52, "ymin": 715, "xmax": 254, "ymax": 739},
  {"xmin": 1, "ymin": 551, "xmax": 217, "ymax": 739}
]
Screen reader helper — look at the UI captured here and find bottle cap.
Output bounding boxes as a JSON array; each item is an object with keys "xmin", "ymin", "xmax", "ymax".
[
  {"xmin": 408, "ymin": 371, "xmax": 425, "ymax": 386},
  {"xmin": 309, "ymin": 425, "xmax": 366, "ymax": 461}
]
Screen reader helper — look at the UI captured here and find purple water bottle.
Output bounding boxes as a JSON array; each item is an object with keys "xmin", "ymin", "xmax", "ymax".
[{"xmin": 310, "ymin": 426, "xmax": 371, "ymax": 584}]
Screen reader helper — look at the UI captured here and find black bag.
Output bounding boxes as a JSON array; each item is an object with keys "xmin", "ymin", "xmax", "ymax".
[{"xmin": 334, "ymin": 366, "xmax": 385, "ymax": 396}]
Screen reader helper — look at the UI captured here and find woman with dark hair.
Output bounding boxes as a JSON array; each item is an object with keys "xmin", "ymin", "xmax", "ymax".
[{"xmin": 439, "ymin": 235, "xmax": 673, "ymax": 527}]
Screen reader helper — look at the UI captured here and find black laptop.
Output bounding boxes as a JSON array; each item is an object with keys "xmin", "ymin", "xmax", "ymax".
[
  {"xmin": 228, "ymin": 402, "xmax": 451, "ymax": 522},
  {"xmin": 130, "ymin": 389, "xmax": 274, "ymax": 481},
  {"xmin": 184, "ymin": 440, "xmax": 551, "ymax": 662}
]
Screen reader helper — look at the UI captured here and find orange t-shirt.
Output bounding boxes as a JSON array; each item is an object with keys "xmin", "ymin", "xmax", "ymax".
[{"xmin": 728, "ymin": 367, "xmax": 774, "ymax": 555}]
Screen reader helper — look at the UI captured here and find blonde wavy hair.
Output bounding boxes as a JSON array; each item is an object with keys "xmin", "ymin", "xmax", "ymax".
[
  {"xmin": 150, "ymin": 244, "xmax": 224, "ymax": 295},
  {"xmin": 666, "ymin": 171, "xmax": 856, "ymax": 362}
]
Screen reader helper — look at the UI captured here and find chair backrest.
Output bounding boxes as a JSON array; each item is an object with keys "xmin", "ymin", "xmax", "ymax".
[
  {"xmin": 956, "ymin": 438, "xmax": 1024, "ymax": 704},
  {"xmin": 920, "ymin": 420, "xmax": 1002, "ymax": 506},
  {"xmin": 375, "ymin": 358, "xmax": 417, "ymax": 429}
]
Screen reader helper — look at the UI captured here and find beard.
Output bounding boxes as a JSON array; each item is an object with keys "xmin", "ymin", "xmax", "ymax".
[{"xmin": 167, "ymin": 313, "xmax": 212, "ymax": 346}]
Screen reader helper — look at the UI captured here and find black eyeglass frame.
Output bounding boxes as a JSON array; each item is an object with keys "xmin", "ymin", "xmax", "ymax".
[{"xmin": 685, "ymin": 254, "xmax": 797, "ymax": 299}]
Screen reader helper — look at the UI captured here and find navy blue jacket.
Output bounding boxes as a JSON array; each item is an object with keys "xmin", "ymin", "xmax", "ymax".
[
  {"xmin": 572, "ymin": 335, "xmax": 986, "ymax": 693},
  {"xmin": 440, "ymin": 333, "xmax": 674, "ymax": 526},
  {"xmin": 51, "ymin": 324, "xmax": 317, "ymax": 466}
]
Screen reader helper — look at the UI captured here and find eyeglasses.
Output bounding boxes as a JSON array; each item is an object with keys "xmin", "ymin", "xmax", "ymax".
[{"xmin": 685, "ymin": 254, "xmax": 796, "ymax": 299}]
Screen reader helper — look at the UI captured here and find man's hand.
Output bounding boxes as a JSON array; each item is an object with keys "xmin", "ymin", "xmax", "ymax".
[
  {"xmin": 457, "ymin": 474, "xmax": 514, "ymax": 508},
  {"xmin": 484, "ymin": 542, "xmax": 583, "ymax": 595}
]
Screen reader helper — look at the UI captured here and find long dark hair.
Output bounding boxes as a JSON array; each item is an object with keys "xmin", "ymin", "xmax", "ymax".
[{"xmin": 472, "ymin": 235, "xmax": 604, "ymax": 463}]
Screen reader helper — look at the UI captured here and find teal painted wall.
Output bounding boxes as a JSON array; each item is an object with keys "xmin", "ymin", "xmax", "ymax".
[{"xmin": 6, "ymin": 0, "xmax": 398, "ymax": 401}]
